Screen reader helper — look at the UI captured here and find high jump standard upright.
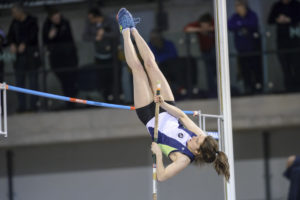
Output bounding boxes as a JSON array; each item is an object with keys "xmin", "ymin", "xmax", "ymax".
[{"xmin": 214, "ymin": 0, "xmax": 236, "ymax": 199}]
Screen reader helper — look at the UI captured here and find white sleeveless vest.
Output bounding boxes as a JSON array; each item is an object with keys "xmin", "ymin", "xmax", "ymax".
[{"xmin": 146, "ymin": 112, "xmax": 196, "ymax": 161}]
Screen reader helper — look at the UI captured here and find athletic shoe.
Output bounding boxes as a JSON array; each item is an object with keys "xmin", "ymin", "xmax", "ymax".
[{"xmin": 116, "ymin": 8, "xmax": 140, "ymax": 32}]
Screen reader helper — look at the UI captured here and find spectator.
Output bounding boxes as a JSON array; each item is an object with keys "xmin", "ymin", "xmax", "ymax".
[
  {"xmin": 228, "ymin": 0, "xmax": 263, "ymax": 95},
  {"xmin": 284, "ymin": 155, "xmax": 300, "ymax": 200},
  {"xmin": 0, "ymin": 29, "xmax": 6, "ymax": 83},
  {"xmin": 42, "ymin": 8, "xmax": 78, "ymax": 109},
  {"xmin": 268, "ymin": 0, "xmax": 300, "ymax": 92},
  {"xmin": 0, "ymin": 29, "xmax": 6, "ymax": 115},
  {"xmin": 82, "ymin": 8, "xmax": 120, "ymax": 102},
  {"xmin": 184, "ymin": 13, "xmax": 217, "ymax": 97},
  {"xmin": 148, "ymin": 29, "xmax": 178, "ymax": 64},
  {"xmin": 148, "ymin": 28, "xmax": 182, "ymax": 97},
  {"xmin": 7, "ymin": 3, "xmax": 41, "ymax": 112}
]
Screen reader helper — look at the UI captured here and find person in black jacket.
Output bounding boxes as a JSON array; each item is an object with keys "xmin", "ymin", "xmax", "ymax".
[
  {"xmin": 0, "ymin": 29, "xmax": 6, "ymax": 83},
  {"xmin": 228, "ymin": 0, "xmax": 263, "ymax": 95},
  {"xmin": 7, "ymin": 3, "xmax": 41, "ymax": 112},
  {"xmin": 82, "ymin": 8, "xmax": 120, "ymax": 102},
  {"xmin": 268, "ymin": 0, "xmax": 300, "ymax": 92},
  {"xmin": 284, "ymin": 155, "xmax": 300, "ymax": 200},
  {"xmin": 43, "ymin": 8, "xmax": 78, "ymax": 108}
]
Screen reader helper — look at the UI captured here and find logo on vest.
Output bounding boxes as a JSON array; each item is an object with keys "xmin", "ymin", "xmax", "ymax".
[{"xmin": 178, "ymin": 133, "xmax": 184, "ymax": 138}]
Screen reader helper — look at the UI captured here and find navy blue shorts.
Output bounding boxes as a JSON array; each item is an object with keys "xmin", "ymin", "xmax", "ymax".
[{"xmin": 136, "ymin": 101, "xmax": 175, "ymax": 125}]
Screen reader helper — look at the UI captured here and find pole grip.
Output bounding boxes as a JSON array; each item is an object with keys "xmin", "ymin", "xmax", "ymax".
[
  {"xmin": 154, "ymin": 82, "xmax": 161, "ymax": 141},
  {"xmin": 153, "ymin": 193, "xmax": 157, "ymax": 200}
]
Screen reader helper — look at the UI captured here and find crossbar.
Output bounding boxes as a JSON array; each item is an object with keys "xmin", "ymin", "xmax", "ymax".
[
  {"xmin": 1, "ymin": 83, "xmax": 197, "ymax": 115},
  {"xmin": 0, "ymin": 83, "xmax": 222, "ymax": 140}
]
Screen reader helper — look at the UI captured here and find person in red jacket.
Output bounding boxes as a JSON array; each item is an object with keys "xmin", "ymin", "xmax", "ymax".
[{"xmin": 184, "ymin": 13, "xmax": 217, "ymax": 98}]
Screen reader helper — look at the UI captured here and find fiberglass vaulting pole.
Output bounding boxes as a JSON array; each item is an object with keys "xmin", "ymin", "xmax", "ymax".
[
  {"xmin": 213, "ymin": 0, "xmax": 236, "ymax": 200},
  {"xmin": 152, "ymin": 83, "xmax": 161, "ymax": 200}
]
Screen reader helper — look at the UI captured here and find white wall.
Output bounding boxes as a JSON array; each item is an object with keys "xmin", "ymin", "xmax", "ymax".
[
  {"xmin": 0, "ymin": 166, "xmax": 223, "ymax": 200},
  {"xmin": 0, "ymin": 150, "xmax": 8, "ymax": 200},
  {"xmin": 0, "ymin": 158, "xmax": 290, "ymax": 200},
  {"xmin": 2, "ymin": 127, "xmax": 300, "ymax": 200}
]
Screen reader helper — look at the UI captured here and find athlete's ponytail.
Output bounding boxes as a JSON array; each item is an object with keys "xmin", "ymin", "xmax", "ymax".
[
  {"xmin": 214, "ymin": 151, "xmax": 230, "ymax": 182},
  {"xmin": 194, "ymin": 136, "xmax": 230, "ymax": 182}
]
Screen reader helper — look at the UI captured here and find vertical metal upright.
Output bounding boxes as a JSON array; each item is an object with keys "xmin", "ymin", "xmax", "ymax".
[
  {"xmin": 263, "ymin": 132, "xmax": 271, "ymax": 200},
  {"xmin": 0, "ymin": 83, "xmax": 7, "ymax": 137},
  {"xmin": 3, "ymin": 85, "xmax": 7, "ymax": 137},
  {"xmin": 213, "ymin": 0, "xmax": 236, "ymax": 200},
  {"xmin": 6, "ymin": 150, "xmax": 14, "ymax": 200}
]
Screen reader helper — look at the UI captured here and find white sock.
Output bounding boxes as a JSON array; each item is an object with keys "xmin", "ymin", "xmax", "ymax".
[{"xmin": 121, "ymin": 28, "xmax": 130, "ymax": 34}]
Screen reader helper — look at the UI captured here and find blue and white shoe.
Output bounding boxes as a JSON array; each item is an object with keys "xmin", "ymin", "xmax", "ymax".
[{"xmin": 116, "ymin": 8, "xmax": 140, "ymax": 32}]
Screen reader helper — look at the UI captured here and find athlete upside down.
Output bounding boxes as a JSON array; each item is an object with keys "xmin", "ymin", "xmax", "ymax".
[{"xmin": 117, "ymin": 8, "xmax": 230, "ymax": 182}]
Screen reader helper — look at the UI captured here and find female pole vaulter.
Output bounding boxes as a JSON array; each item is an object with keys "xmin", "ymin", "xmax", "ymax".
[{"xmin": 117, "ymin": 8, "xmax": 230, "ymax": 182}]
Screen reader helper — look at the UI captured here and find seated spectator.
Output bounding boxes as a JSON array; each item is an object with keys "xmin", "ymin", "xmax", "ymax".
[
  {"xmin": 268, "ymin": 0, "xmax": 300, "ymax": 92},
  {"xmin": 148, "ymin": 28, "xmax": 178, "ymax": 64},
  {"xmin": 184, "ymin": 13, "xmax": 217, "ymax": 98},
  {"xmin": 284, "ymin": 155, "xmax": 300, "ymax": 200},
  {"xmin": 7, "ymin": 3, "xmax": 41, "ymax": 112},
  {"xmin": 228, "ymin": 0, "xmax": 262, "ymax": 95},
  {"xmin": 42, "ymin": 8, "xmax": 78, "ymax": 109},
  {"xmin": 81, "ymin": 8, "xmax": 120, "ymax": 102}
]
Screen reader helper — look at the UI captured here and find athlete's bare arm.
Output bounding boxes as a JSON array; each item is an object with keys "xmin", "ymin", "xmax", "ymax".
[
  {"xmin": 151, "ymin": 142, "xmax": 190, "ymax": 181},
  {"xmin": 154, "ymin": 95, "xmax": 206, "ymax": 136}
]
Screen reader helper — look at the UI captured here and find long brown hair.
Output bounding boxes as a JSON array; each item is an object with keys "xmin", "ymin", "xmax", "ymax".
[{"xmin": 194, "ymin": 136, "xmax": 230, "ymax": 182}]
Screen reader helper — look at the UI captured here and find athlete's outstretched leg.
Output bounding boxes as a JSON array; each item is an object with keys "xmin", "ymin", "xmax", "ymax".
[
  {"xmin": 131, "ymin": 28, "xmax": 174, "ymax": 102},
  {"xmin": 122, "ymin": 29, "xmax": 153, "ymax": 108}
]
